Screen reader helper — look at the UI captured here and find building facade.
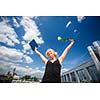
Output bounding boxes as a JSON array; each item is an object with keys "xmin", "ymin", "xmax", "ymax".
[{"xmin": 61, "ymin": 41, "xmax": 100, "ymax": 83}]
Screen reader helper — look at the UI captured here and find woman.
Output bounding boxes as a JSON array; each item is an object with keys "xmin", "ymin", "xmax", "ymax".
[{"xmin": 35, "ymin": 39, "xmax": 74, "ymax": 83}]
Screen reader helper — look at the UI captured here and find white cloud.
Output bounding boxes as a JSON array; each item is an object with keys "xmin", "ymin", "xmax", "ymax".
[
  {"xmin": 66, "ymin": 21, "xmax": 71, "ymax": 28},
  {"xmin": 21, "ymin": 41, "xmax": 31, "ymax": 53},
  {"xmin": 0, "ymin": 46, "xmax": 23, "ymax": 62},
  {"xmin": 42, "ymin": 66, "xmax": 45, "ymax": 69},
  {"xmin": 23, "ymin": 55, "xmax": 33, "ymax": 63},
  {"xmin": 23, "ymin": 43, "xmax": 31, "ymax": 50},
  {"xmin": 21, "ymin": 40, "xmax": 32, "ymax": 53},
  {"xmin": 0, "ymin": 34, "xmax": 15, "ymax": 46},
  {"xmin": 20, "ymin": 16, "xmax": 44, "ymax": 44},
  {"xmin": 26, "ymin": 52, "xmax": 30, "ymax": 55},
  {"xmin": 17, "ymin": 66, "xmax": 43, "ymax": 77},
  {"xmin": 0, "ymin": 17, "xmax": 34, "ymax": 64},
  {"xmin": 33, "ymin": 16, "xmax": 39, "ymax": 20},
  {"xmin": 77, "ymin": 16, "xmax": 85, "ymax": 23},
  {"xmin": 22, "ymin": 50, "xmax": 26, "ymax": 54},
  {"xmin": 16, "ymin": 66, "xmax": 43, "ymax": 77},
  {"xmin": 0, "ymin": 46, "xmax": 33, "ymax": 64},
  {"xmin": 0, "ymin": 16, "xmax": 44, "ymax": 77},
  {"xmin": 26, "ymin": 66, "xmax": 29, "ymax": 68},
  {"xmin": 0, "ymin": 60, "xmax": 12, "ymax": 74},
  {"xmin": 61, "ymin": 68, "xmax": 69, "ymax": 73},
  {"xmin": 13, "ymin": 17, "xmax": 20, "ymax": 27},
  {"xmin": 74, "ymin": 29, "xmax": 77, "ymax": 33},
  {"xmin": 30, "ymin": 50, "xmax": 34, "ymax": 54},
  {"xmin": 21, "ymin": 41, "xmax": 26, "ymax": 45},
  {"xmin": 0, "ymin": 19, "xmax": 20, "ymax": 46},
  {"xmin": 0, "ymin": 60, "xmax": 43, "ymax": 77},
  {"xmin": 0, "ymin": 17, "xmax": 9, "ymax": 23}
]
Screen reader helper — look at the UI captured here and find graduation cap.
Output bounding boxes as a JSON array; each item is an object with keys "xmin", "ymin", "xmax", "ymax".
[{"xmin": 29, "ymin": 39, "xmax": 38, "ymax": 51}]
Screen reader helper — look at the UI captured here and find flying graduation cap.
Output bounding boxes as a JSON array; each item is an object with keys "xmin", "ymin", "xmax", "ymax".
[{"xmin": 29, "ymin": 39, "xmax": 38, "ymax": 51}]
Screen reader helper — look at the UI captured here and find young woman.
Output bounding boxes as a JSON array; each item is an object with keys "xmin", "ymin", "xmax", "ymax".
[{"xmin": 35, "ymin": 39, "xmax": 74, "ymax": 83}]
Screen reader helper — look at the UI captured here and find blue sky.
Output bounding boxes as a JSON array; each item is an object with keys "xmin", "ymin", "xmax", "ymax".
[{"xmin": 0, "ymin": 16, "xmax": 100, "ymax": 78}]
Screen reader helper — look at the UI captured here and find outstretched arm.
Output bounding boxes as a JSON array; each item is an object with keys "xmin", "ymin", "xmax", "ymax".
[
  {"xmin": 58, "ymin": 39, "xmax": 74, "ymax": 64},
  {"xmin": 35, "ymin": 48, "xmax": 48, "ymax": 65}
]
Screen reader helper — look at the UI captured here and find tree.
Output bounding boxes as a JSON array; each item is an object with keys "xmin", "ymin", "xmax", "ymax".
[
  {"xmin": 33, "ymin": 76, "xmax": 39, "ymax": 82},
  {"xmin": 21, "ymin": 75, "xmax": 31, "ymax": 81}
]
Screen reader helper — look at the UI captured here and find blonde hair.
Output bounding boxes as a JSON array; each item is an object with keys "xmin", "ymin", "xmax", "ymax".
[{"xmin": 45, "ymin": 48, "xmax": 58, "ymax": 57}]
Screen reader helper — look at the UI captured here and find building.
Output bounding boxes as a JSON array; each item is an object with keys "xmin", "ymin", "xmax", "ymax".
[{"xmin": 61, "ymin": 41, "xmax": 100, "ymax": 83}]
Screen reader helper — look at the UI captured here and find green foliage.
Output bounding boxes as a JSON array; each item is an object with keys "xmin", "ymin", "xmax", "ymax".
[
  {"xmin": 21, "ymin": 75, "xmax": 39, "ymax": 82},
  {"xmin": 33, "ymin": 76, "xmax": 39, "ymax": 82}
]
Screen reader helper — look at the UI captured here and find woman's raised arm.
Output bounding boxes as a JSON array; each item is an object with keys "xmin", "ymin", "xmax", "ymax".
[
  {"xmin": 58, "ymin": 39, "xmax": 74, "ymax": 64},
  {"xmin": 35, "ymin": 48, "xmax": 48, "ymax": 65}
]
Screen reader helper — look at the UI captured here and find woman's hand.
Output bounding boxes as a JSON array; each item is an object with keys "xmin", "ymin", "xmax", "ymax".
[
  {"xmin": 35, "ymin": 47, "xmax": 38, "ymax": 53},
  {"xmin": 69, "ymin": 38, "xmax": 74, "ymax": 43}
]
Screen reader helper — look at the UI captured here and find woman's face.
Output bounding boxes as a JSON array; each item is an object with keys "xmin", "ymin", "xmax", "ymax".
[{"xmin": 47, "ymin": 50, "xmax": 55, "ymax": 59}]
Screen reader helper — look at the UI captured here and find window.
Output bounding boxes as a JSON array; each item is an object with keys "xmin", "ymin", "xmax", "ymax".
[
  {"xmin": 87, "ymin": 65, "xmax": 100, "ymax": 82},
  {"xmin": 77, "ymin": 69, "xmax": 87, "ymax": 82},
  {"xmin": 64, "ymin": 75, "xmax": 67, "ymax": 82},
  {"xmin": 70, "ymin": 72, "xmax": 77, "ymax": 82},
  {"xmin": 67, "ymin": 74, "xmax": 70, "ymax": 82}
]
